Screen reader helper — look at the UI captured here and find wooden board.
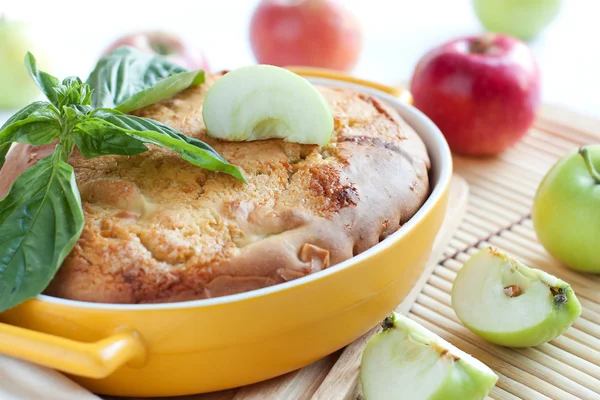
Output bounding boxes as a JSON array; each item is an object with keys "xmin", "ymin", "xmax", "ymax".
[{"xmin": 113, "ymin": 104, "xmax": 600, "ymax": 400}]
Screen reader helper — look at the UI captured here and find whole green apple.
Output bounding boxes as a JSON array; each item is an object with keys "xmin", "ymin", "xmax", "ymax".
[
  {"xmin": 0, "ymin": 17, "xmax": 42, "ymax": 109},
  {"xmin": 473, "ymin": 0, "xmax": 562, "ymax": 41},
  {"xmin": 533, "ymin": 146, "xmax": 600, "ymax": 273}
]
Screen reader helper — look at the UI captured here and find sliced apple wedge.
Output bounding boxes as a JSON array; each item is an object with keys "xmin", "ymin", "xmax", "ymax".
[
  {"xmin": 360, "ymin": 312, "xmax": 498, "ymax": 400},
  {"xmin": 452, "ymin": 247, "xmax": 582, "ymax": 347},
  {"xmin": 202, "ymin": 65, "xmax": 333, "ymax": 146}
]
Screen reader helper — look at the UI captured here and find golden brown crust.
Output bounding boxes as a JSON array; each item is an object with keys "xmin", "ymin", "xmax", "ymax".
[{"xmin": 0, "ymin": 75, "xmax": 430, "ymax": 304}]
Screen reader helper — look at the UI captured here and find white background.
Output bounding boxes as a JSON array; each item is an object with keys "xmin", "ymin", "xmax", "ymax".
[{"xmin": 1, "ymin": 0, "xmax": 599, "ymax": 121}]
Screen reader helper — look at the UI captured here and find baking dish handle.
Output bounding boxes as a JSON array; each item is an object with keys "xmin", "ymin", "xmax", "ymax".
[
  {"xmin": 286, "ymin": 66, "xmax": 413, "ymax": 104},
  {"xmin": 0, "ymin": 322, "xmax": 146, "ymax": 378}
]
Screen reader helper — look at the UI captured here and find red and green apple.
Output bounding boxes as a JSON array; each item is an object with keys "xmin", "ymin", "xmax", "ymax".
[
  {"xmin": 410, "ymin": 34, "xmax": 540, "ymax": 156},
  {"xmin": 249, "ymin": 0, "xmax": 363, "ymax": 72}
]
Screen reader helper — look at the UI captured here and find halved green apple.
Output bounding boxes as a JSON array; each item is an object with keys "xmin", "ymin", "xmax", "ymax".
[
  {"xmin": 452, "ymin": 247, "xmax": 582, "ymax": 348},
  {"xmin": 360, "ymin": 312, "xmax": 498, "ymax": 400},
  {"xmin": 202, "ymin": 65, "xmax": 333, "ymax": 146}
]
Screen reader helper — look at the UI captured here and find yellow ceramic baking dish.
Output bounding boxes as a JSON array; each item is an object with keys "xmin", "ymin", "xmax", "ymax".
[{"xmin": 0, "ymin": 74, "xmax": 452, "ymax": 397}]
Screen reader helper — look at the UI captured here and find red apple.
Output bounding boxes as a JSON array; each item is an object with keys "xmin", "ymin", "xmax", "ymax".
[
  {"xmin": 410, "ymin": 34, "xmax": 541, "ymax": 156},
  {"xmin": 249, "ymin": 0, "xmax": 362, "ymax": 71},
  {"xmin": 102, "ymin": 30, "xmax": 209, "ymax": 71}
]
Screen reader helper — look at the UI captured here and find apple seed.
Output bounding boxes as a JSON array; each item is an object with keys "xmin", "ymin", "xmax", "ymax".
[
  {"xmin": 434, "ymin": 343, "xmax": 460, "ymax": 361},
  {"xmin": 503, "ymin": 284, "xmax": 522, "ymax": 298}
]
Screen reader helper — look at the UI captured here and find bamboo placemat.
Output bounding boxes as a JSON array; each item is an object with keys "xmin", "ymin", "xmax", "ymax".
[{"xmin": 111, "ymin": 106, "xmax": 600, "ymax": 400}]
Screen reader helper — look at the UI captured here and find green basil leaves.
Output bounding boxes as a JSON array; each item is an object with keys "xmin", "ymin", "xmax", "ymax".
[
  {"xmin": 79, "ymin": 109, "xmax": 244, "ymax": 180},
  {"xmin": 0, "ymin": 102, "xmax": 61, "ymax": 145},
  {"xmin": 24, "ymin": 52, "xmax": 60, "ymax": 106},
  {"xmin": 73, "ymin": 123, "xmax": 149, "ymax": 158},
  {"xmin": 0, "ymin": 142, "xmax": 83, "ymax": 311},
  {"xmin": 115, "ymin": 69, "xmax": 204, "ymax": 113},
  {"xmin": 0, "ymin": 48, "xmax": 243, "ymax": 312},
  {"xmin": 87, "ymin": 46, "xmax": 205, "ymax": 112}
]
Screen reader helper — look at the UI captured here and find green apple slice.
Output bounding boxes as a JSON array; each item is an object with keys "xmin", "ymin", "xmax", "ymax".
[
  {"xmin": 360, "ymin": 312, "xmax": 498, "ymax": 400},
  {"xmin": 202, "ymin": 65, "xmax": 333, "ymax": 146},
  {"xmin": 452, "ymin": 247, "xmax": 582, "ymax": 348}
]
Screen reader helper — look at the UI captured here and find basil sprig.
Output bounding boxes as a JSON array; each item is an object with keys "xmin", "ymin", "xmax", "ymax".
[{"xmin": 0, "ymin": 48, "xmax": 243, "ymax": 312}]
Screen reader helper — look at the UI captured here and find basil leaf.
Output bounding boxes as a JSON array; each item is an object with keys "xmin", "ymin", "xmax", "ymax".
[
  {"xmin": 87, "ymin": 46, "xmax": 193, "ymax": 109},
  {"xmin": 56, "ymin": 77, "xmax": 93, "ymax": 108},
  {"xmin": 0, "ymin": 102, "xmax": 61, "ymax": 146},
  {"xmin": 1, "ymin": 101, "xmax": 51, "ymax": 130},
  {"xmin": 91, "ymin": 109, "xmax": 229, "ymax": 161},
  {"xmin": 73, "ymin": 121, "xmax": 148, "ymax": 158},
  {"xmin": 24, "ymin": 52, "xmax": 60, "ymax": 106},
  {"xmin": 62, "ymin": 105, "xmax": 94, "ymax": 121},
  {"xmin": 0, "ymin": 143, "xmax": 12, "ymax": 171},
  {"xmin": 79, "ymin": 109, "xmax": 245, "ymax": 181},
  {"xmin": 116, "ymin": 69, "xmax": 204, "ymax": 113},
  {"xmin": 0, "ymin": 142, "xmax": 84, "ymax": 312}
]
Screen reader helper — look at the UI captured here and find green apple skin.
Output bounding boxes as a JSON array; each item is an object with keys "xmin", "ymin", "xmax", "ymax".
[
  {"xmin": 533, "ymin": 145, "xmax": 600, "ymax": 273},
  {"xmin": 0, "ymin": 18, "xmax": 41, "ymax": 109},
  {"xmin": 452, "ymin": 248, "xmax": 581, "ymax": 348},
  {"xmin": 360, "ymin": 313, "xmax": 498, "ymax": 400},
  {"xmin": 429, "ymin": 355, "xmax": 498, "ymax": 400},
  {"xmin": 473, "ymin": 0, "xmax": 562, "ymax": 41}
]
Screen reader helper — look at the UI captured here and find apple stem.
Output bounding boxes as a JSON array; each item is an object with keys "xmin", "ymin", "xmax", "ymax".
[
  {"xmin": 579, "ymin": 146, "xmax": 600, "ymax": 184},
  {"xmin": 469, "ymin": 33, "xmax": 496, "ymax": 54}
]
